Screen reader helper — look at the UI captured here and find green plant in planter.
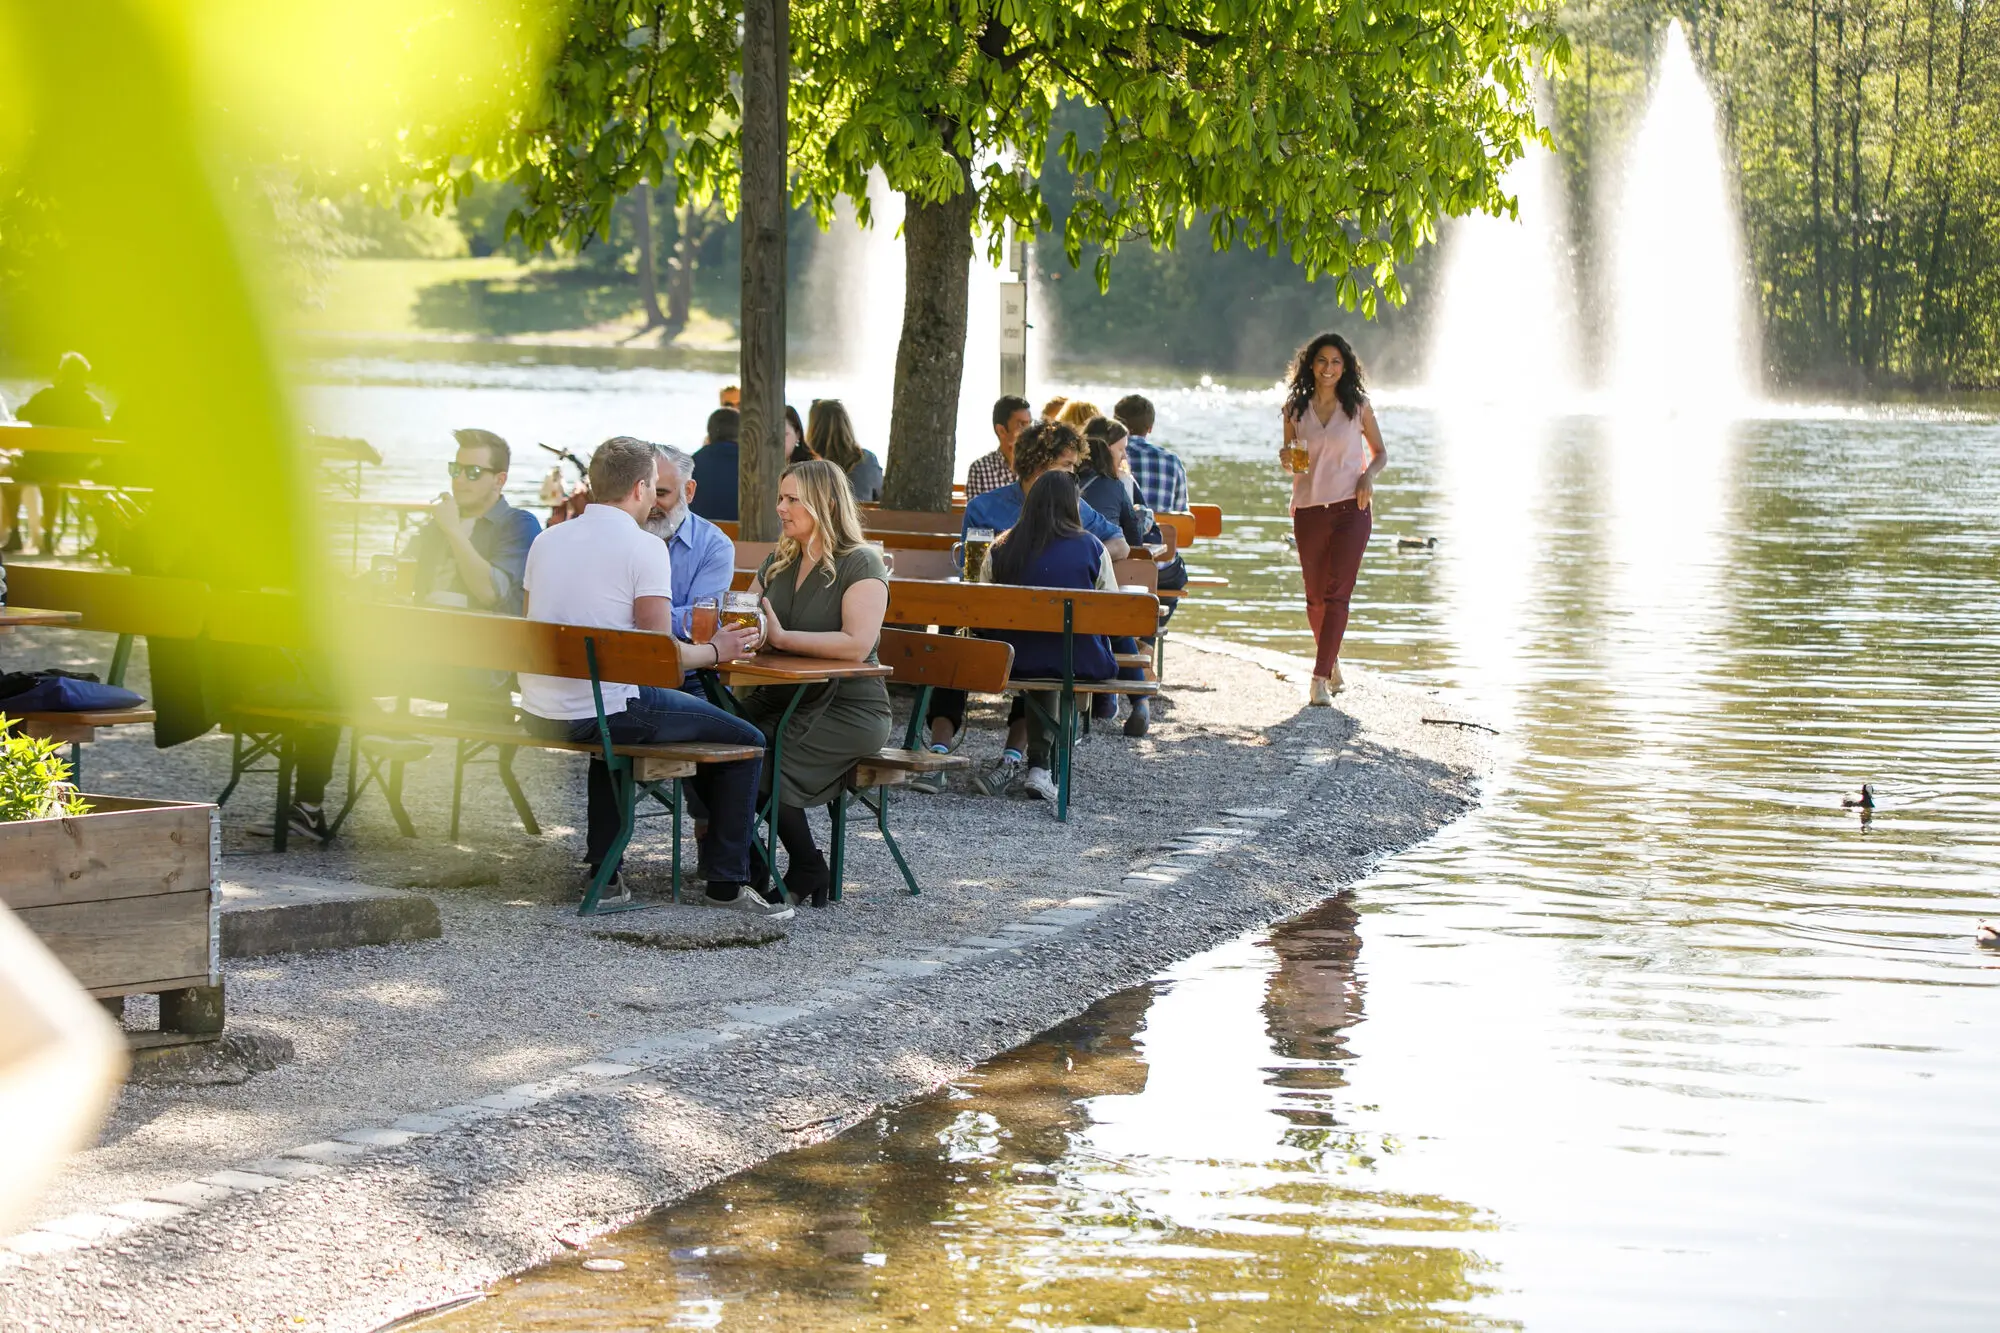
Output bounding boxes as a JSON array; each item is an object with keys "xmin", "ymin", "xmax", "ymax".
[{"xmin": 0, "ymin": 717, "xmax": 90, "ymax": 822}]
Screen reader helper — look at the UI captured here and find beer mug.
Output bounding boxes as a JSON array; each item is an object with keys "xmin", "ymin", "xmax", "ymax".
[
  {"xmin": 870, "ymin": 541, "xmax": 896, "ymax": 578},
  {"xmin": 953, "ymin": 527, "xmax": 996, "ymax": 583},
  {"xmin": 1282, "ymin": 442, "xmax": 1310, "ymax": 475},
  {"xmin": 689, "ymin": 595, "xmax": 720, "ymax": 644},
  {"xmin": 721, "ymin": 590, "xmax": 765, "ymax": 649}
]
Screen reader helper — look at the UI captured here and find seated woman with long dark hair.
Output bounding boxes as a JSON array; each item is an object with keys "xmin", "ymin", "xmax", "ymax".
[
  {"xmin": 805, "ymin": 399, "xmax": 884, "ymax": 503},
  {"xmin": 980, "ymin": 470, "xmax": 1117, "ymax": 808},
  {"xmin": 1077, "ymin": 416, "xmax": 1155, "ymax": 734}
]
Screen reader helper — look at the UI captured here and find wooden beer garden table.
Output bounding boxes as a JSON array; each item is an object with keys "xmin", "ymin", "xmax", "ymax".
[
  {"xmin": 700, "ymin": 651, "xmax": 893, "ymax": 899},
  {"xmin": 0, "ymin": 606, "xmax": 83, "ymax": 630}
]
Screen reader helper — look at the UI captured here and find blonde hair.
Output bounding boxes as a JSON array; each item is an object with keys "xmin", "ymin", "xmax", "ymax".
[
  {"xmin": 770, "ymin": 458, "xmax": 868, "ymax": 585},
  {"xmin": 1056, "ymin": 398, "xmax": 1101, "ymax": 433},
  {"xmin": 1039, "ymin": 394, "xmax": 1069, "ymax": 422}
]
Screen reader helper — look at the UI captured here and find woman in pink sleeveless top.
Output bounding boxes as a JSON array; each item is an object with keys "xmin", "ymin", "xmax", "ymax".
[{"xmin": 1281, "ymin": 332, "xmax": 1387, "ymax": 703}]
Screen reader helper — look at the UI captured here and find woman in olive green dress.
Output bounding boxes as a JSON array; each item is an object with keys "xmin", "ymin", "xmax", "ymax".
[{"xmin": 742, "ymin": 458, "xmax": 892, "ymax": 906}]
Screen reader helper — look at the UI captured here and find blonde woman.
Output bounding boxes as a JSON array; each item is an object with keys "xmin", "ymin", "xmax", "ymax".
[
  {"xmin": 742, "ymin": 459, "xmax": 893, "ymax": 905},
  {"xmin": 1055, "ymin": 398, "xmax": 1101, "ymax": 435},
  {"xmin": 805, "ymin": 398, "xmax": 884, "ymax": 503}
]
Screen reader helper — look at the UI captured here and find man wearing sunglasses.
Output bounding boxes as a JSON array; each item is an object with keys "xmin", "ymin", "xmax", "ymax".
[{"xmin": 407, "ymin": 428, "xmax": 542, "ymax": 614}]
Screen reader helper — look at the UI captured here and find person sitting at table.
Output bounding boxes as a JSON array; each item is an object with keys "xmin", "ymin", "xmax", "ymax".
[
  {"xmin": 805, "ymin": 398, "xmax": 884, "ymax": 503},
  {"xmin": 915, "ymin": 422, "xmax": 1132, "ymax": 788},
  {"xmin": 964, "ymin": 394, "xmax": 1032, "ymax": 501},
  {"xmin": 689, "ymin": 407, "xmax": 740, "ymax": 522},
  {"xmin": 642, "ymin": 440, "xmax": 734, "ymax": 658},
  {"xmin": 785, "ymin": 404, "xmax": 811, "ymax": 464},
  {"xmin": 1079, "ymin": 415, "xmax": 1155, "ymax": 735},
  {"xmin": 406, "ymin": 429, "xmax": 540, "ymax": 613},
  {"xmin": 979, "ymin": 470, "xmax": 1118, "ymax": 805},
  {"xmin": 518, "ymin": 435, "xmax": 781, "ymax": 914},
  {"xmin": 740, "ymin": 459, "xmax": 893, "ymax": 908},
  {"xmin": 6, "ymin": 351, "xmax": 108, "ymax": 555}
]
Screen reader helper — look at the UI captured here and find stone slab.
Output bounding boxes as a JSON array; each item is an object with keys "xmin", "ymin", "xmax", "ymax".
[
  {"xmin": 4, "ymin": 1231, "xmax": 87, "ymax": 1257},
  {"xmin": 1221, "ymin": 806, "xmax": 1288, "ymax": 820},
  {"xmin": 241, "ymin": 1158, "xmax": 332, "ymax": 1182},
  {"xmin": 568, "ymin": 1061, "xmax": 641, "ymax": 1079},
  {"xmin": 1027, "ymin": 908, "xmax": 1099, "ymax": 925},
  {"xmin": 724, "ymin": 1004, "xmax": 812, "ymax": 1027},
  {"xmin": 996, "ymin": 923, "xmax": 1063, "ymax": 936},
  {"xmin": 221, "ymin": 875, "xmax": 440, "ymax": 959},
  {"xmin": 860, "ymin": 958, "xmax": 945, "ymax": 978},
  {"xmin": 278, "ymin": 1141, "xmax": 369, "ymax": 1164},
  {"xmin": 199, "ymin": 1170, "xmax": 283, "ymax": 1192},
  {"xmin": 957, "ymin": 937, "xmax": 1024, "ymax": 950},
  {"xmin": 104, "ymin": 1199, "xmax": 191, "ymax": 1223},
  {"xmin": 37, "ymin": 1213, "xmax": 135, "ymax": 1242},
  {"xmin": 334, "ymin": 1128, "xmax": 420, "ymax": 1149},
  {"xmin": 389, "ymin": 1114, "xmax": 457, "ymax": 1134},
  {"xmin": 144, "ymin": 1181, "xmax": 237, "ymax": 1209}
]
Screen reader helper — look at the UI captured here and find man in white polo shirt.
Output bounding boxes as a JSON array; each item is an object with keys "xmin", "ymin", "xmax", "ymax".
[{"xmin": 519, "ymin": 435, "xmax": 785, "ymax": 917}]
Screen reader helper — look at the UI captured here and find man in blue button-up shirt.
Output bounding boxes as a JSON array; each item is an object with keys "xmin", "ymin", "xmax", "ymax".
[
  {"xmin": 644, "ymin": 442, "xmax": 735, "ymax": 642},
  {"xmin": 961, "ymin": 422, "xmax": 1131, "ymax": 561}
]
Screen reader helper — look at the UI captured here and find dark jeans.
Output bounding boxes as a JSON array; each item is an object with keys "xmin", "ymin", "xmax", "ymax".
[
  {"xmin": 527, "ymin": 686, "xmax": 764, "ymax": 882},
  {"xmin": 1293, "ymin": 499, "xmax": 1372, "ymax": 677}
]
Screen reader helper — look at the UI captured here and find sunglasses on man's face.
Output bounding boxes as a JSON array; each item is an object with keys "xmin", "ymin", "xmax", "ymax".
[{"xmin": 446, "ymin": 462, "xmax": 497, "ymax": 481}]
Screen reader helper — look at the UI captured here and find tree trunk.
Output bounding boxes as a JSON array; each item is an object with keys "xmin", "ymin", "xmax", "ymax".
[
  {"xmin": 737, "ymin": 0, "xmax": 789, "ymax": 541},
  {"xmin": 665, "ymin": 199, "xmax": 697, "ymax": 340},
  {"xmin": 881, "ymin": 182, "xmax": 976, "ymax": 513},
  {"xmin": 631, "ymin": 188, "xmax": 667, "ymax": 329}
]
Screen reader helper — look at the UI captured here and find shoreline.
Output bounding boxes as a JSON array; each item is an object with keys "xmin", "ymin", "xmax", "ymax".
[{"xmin": 0, "ymin": 636, "xmax": 1493, "ymax": 1332}]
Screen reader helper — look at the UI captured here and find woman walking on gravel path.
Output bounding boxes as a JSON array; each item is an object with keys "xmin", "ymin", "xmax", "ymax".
[{"xmin": 1281, "ymin": 332, "xmax": 1387, "ymax": 704}]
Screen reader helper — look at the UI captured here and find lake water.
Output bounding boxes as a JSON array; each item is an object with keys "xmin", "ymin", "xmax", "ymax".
[{"xmin": 301, "ymin": 359, "xmax": 2000, "ymax": 1330}]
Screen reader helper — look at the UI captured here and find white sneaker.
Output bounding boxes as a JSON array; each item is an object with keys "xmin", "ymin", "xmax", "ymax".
[
  {"xmin": 708, "ymin": 887, "xmax": 795, "ymax": 921},
  {"xmin": 1308, "ymin": 676, "xmax": 1335, "ymax": 706},
  {"xmin": 1021, "ymin": 766, "xmax": 1058, "ymax": 802}
]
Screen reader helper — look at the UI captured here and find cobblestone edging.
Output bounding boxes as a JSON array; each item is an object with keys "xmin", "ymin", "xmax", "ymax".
[{"xmin": 0, "ymin": 745, "xmax": 1343, "ymax": 1273}]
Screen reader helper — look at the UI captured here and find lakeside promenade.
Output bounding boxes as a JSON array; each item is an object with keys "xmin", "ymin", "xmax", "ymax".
[{"xmin": 0, "ymin": 632, "xmax": 1487, "ymax": 1331}]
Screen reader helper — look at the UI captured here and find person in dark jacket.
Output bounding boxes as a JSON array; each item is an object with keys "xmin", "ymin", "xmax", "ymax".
[
  {"xmin": 689, "ymin": 407, "xmax": 740, "ymax": 521},
  {"xmin": 7, "ymin": 351, "xmax": 108, "ymax": 554},
  {"xmin": 972, "ymin": 471, "xmax": 1117, "ymax": 806},
  {"xmin": 1076, "ymin": 416, "xmax": 1154, "ymax": 735}
]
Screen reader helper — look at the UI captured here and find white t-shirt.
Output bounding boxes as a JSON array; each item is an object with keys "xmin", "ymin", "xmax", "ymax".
[{"xmin": 518, "ymin": 504, "xmax": 675, "ymax": 720}]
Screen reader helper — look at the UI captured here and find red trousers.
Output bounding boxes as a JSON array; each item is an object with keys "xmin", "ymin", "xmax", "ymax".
[{"xmin": 1292, "ymin": 499, "xmax": 1371, "ymax": 677}]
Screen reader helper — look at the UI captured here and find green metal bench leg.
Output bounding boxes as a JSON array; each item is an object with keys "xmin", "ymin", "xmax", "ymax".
[
  {"xmin": 449, "ymin": 740, "xmax": 471, "ymax": 841},
  {"xmin": 68, "ymin": 741, "xmax": 81, "ymax": 786},
  {"xmin": 107, "ymin": 633, "xmax": 134, "ymax": 689},
  {"xmin": 829, "ymin": 788, "xmax": 848, "ymax": 901},
  {"xmin": 386, "ymin": 760, "xmax": 417, "ymax": 837},
  {"xmin": 671, "ymin": 778, "xmax": 683, "ymax": 904},
  {"xmin": 578, "ymin": 757, "xmax": 638, "ymax": 916},
  {"xmin": 272, "ymin": 737, "xmax": 295, "ymax": 853},
  {"xmin": 873, "ymin": 785, "xmax": 920, "ymax": 895},
  {"xmin": 496, "ymin": 744, "xmax": 540, "ymax": 835}
]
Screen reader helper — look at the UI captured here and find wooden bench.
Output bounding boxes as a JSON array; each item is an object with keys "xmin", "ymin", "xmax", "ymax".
[
  {"xmin": 816, "ymin": 628, "xmax": 1005, "ymax": 900},
  {"xmin": 883, "ymin": 580, "xmax": 1160, "ymax": 820},
  {"xmin": 1, "ymin": 565, "xmax": 198, "ymax": 775},
  {"xmin": 203, "ymin": 597, "xmax": 766, "ymax": 912}
]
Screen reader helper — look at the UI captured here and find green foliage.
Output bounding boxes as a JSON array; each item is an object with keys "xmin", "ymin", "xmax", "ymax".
[
  {"xmin": 1548, "ymin": 0, "xmax": 2000, "ymax": 390},
  {"xmin": 410, "ymin": 0, "xmax": 1562, "ymax": 321},
  {"xmin": 0, "ymin": 717, "xmax": 88, "ymax": 822}
]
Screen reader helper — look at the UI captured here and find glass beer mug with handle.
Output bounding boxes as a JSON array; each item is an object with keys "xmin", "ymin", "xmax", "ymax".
[
  {"xmin": 1282, "ymin": 439, "xmax": 1310, "ymax": 475},
  {"xmin": 689, "ymin": 595, "xmax": 720, "ymax": 645},
  {"xmin": 952, "ymin": 527, "xmax": 997, "ymax": 583},
  {"xmin": 721, "ymin": 590, "xmax": 766, "ymax": 651}
]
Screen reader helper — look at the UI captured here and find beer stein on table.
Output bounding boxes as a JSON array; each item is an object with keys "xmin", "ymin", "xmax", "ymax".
[{"xmin": 953, "ymin": 527, "xmax": 996, "ymax": 583}]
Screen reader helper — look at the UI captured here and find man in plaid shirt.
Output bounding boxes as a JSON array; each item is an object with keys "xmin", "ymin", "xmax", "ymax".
[
  {"xmin": 1114, "ymin": 394, "xmax": 1189, "ymax": 605},
  {"xmin": 964, "ymin": 395, "xmax": 1033, "ymax": 499}
]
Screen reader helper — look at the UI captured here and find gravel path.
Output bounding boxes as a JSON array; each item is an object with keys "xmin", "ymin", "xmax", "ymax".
[{"xmin": 0, "ymin": 628, "xmax": 1491, "ymax": 1331}]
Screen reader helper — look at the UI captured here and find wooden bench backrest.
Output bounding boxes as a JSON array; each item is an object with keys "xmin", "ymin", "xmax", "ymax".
[
  {"xmin": 854, "ymin": 506, "xmax": 964, "ymax": 534},
  {"xmin": 865, "ymin": 528, "xmax": 956, "ymax": 551},
  {"xmin": 877, "ymin": 628, "xmax": 1013, "ymax": 693},
  {"xmin": 1190, "ymin": 503, "xmax": 1223, "ymax": 538},
  {"xmin": 5, "ymin": 567, "xmax": 207, "ymax": 638},
  {"xmin": 0, "ymin": 425, "xmax": 127, "ymax": 456},
  {"xmin": 1155, "ymin": 511, "xmax": 1197, "ymax": 546},
  {"xmin": 715, "ymin": 519, "xmax": 739, "ymax": 538},
  {"xmin": 885, "ymin": 579, "xmax": 1157, "ymax": 637},
  {"xmin": 200, "ymin": 594, "xmax": 692, "ymax": 691},
  {"xmin": 884, "ymin": 548, "xmax": 957, "ymax": 581},
  {"xmin": 733, "ymin": 539, "xmax": 777, "ymax": 573},
  {"xmin": 1112, "ymin": 558, "xmax": 1159, "ymax": 594}
]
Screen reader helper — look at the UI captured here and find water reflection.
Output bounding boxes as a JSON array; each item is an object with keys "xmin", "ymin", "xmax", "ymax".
[{"xmin": 423, "ymin": 899, "xmax": 1506, "ymax": 1331}]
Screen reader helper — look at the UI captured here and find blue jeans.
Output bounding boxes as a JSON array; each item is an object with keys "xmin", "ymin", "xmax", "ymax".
[{"xmin": 526, "ymin": 686, "xmax": 764, "ymax": 882}]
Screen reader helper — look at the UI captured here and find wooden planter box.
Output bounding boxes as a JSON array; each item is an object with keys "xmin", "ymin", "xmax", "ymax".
[{"xmin": 0, "ymin": 795, "xmax": 221, "ymax": 1043}]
